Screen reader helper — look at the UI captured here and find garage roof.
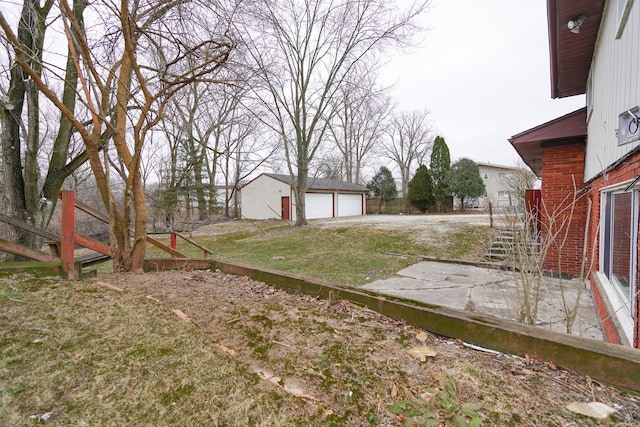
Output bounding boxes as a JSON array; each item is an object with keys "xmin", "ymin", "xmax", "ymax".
[{"xmin": 264, "ymin": 173, "xmax": 368, "ymax": 193}]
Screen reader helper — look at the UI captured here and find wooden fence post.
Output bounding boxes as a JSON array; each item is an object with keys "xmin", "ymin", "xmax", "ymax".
[{"xmin": 60, "ymin": 191, "xmax": 78, "ymax": 279}]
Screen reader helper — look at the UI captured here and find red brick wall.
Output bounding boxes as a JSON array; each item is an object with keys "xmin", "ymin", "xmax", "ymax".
[
  {"xmin": 540, "ymin": 142, "xmax": 589, "ymax": 277},
  {"xmin": 590, "ymin": 280, "xmax": 623, "ymax": 345},
  {"xmin": 585, "ymin": 150, "xmax": 640, "ymax": 348}
]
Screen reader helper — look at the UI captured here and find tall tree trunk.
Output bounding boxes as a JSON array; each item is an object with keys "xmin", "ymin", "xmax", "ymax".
[
  {"xmin": 39, "ymin": 0, "xmax": 86, "ymax": 228},
  {"xmin": 24, "ymin": 79, "xmax": 40, "ymax": 223},
  {"xmin": 0, "ymin": 60, "xmax": 29, "ymax": 255},
  {"xmin": 223, "ymin": 153, "xmax": 230, "ymax": 218},
  {"xmin": 295, "ymin": 171, "xmax": 308, "ymax": 226},
  {"xmin": 130, "ymin": 172, "xmax": 148, "ymax": 273},
  {"xmin": 0, "ymin": 0, "xmax": 49, "ymax": 256},
  {"xmin": 193, "ymin": 143, "xmax": 207, "ymax": 220}
]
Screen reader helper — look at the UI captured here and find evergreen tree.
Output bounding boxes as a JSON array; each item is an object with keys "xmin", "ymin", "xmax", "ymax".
[
  {"xmin": 448, "ymin": 158, "xmax": 486, "ymax": 211},
  {"xmin": 429, "ymin": 136, "xmax": 451, "ymax": 212},
  {"xmin": 367, "ymin": 166, "xmax": 398, "ymax": 213},
  {"xmin": 407, "ymin": 164, "xmax": 434, "ymax": 213}
]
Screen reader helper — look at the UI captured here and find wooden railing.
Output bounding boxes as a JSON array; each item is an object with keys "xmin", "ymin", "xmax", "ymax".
[{"xmin": 0, "ymin": 191, "xmax": 213, "ymax": 278}]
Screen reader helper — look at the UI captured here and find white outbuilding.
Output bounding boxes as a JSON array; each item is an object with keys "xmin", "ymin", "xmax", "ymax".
[{"xmin": 240, "ymin": 173, "xmax": 368, "ymax": 221}]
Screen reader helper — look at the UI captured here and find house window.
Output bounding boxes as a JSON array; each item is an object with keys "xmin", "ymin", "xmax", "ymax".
[
  {"xmin": 497, "ymin": 191, "xmax": 506, "ymax": 198},
  {"xmin": 497, "ymin": 172, "xmax": 511, "ymax": 179},
  {"xmin": 483, "ymin": 173, "xmax": 488, "ymax": 180},
  {"xmin": 616, "ymin": 0, "xmax": 634, "ymax": 39},
  {"xmin": 601, "ymin": 188, "xmax": 638, "ymax": 342}
]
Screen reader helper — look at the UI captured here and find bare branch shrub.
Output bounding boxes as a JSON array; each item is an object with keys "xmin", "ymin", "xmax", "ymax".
[{"xmin": 501, "ymin": 176, "xmax": 593, "ymax": 333}]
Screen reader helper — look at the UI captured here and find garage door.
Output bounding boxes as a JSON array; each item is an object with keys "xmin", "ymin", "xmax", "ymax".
[
  {"xmin": 337, "ymin": 193, "xmax": 363, "ymax": 217},
  {"xmin": 305, "ymin": 193, "xmax": 334, "ymax": 219}
]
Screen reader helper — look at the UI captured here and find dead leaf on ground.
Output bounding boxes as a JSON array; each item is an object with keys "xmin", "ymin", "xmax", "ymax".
[
  {"xmin": 95, "ymin": 281, "xmax": 124, "ymax": 292},
  {"xmin": 406, "ymin": 345, "xmax": 437, "ymax": 362},
  {"xmin": 215, "ymin": 344, "xmax": 236, "ymax": 356},
  {"xmin": 415, "ymin": 331, "xmax": 429, "ymax": 342},
  {"xmin": 566, "ymin": 401, "xmax": 617, "ymax": 420},
  {"xmin": 171, "ymin": 309, "xmax": 190, "ymax": 322}
]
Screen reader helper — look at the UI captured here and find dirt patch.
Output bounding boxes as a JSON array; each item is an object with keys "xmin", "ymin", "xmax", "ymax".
[{"xmin": 99, "ymin": 269, "xmax": 640, "ymax": 426}]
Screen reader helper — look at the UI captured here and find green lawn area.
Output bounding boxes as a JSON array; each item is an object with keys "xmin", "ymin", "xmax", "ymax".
[{"xmin": 148, "ymin": 221, "xmax": 495, "ymax": 285}]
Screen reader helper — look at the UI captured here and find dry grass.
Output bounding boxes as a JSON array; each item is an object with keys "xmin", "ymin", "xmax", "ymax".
[
  {"xmin": 0, "ymin": 275, "xmax": 303, "ymax": 426},
  {"xmin": 2, "ymin": 271, "xmax": 639, "ymax": 426}
]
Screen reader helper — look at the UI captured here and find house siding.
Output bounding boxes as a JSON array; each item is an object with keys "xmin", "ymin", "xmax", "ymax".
[
  {"xmin": 241, "ymin": 175, "xmax": 291, "ymax": 220},
  {"xmin": 585, "ymin": 1, "xmax": 640, "ymax": 181},
  {"xmin": 582, "ymin": 1, "xmax": 640, "ymax": 348},
  {"xmin": 477, "ymin": 164, "xmax": 521, "ymax": 210}
]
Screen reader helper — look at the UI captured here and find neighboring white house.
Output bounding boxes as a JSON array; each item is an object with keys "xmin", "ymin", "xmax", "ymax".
[
  {"xmin": 477, "ymin": 163, "xmax": 523, "ymax": 210},
  {"xmin": 240, "ymin": 173, "xmax": 368, "ymax": 221},
  {"xmin": 456, "ymin": 163, "xmax": 523, "ymax": 210},
  {"xmin": 510, "ymin": 0, "xmax": 640, "ymax": 347}
]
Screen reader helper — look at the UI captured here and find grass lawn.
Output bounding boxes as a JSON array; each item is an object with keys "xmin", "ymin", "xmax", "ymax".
[
  {"xmin": 147, "ymin": 221, "xmax": 495, "ymax": 285},
  {"xmin": 0, "ymin": 275, "xmax": 303, "ymax": 425},
  {"xmin": 4, "ymin": 220, "xmax": 639, "ymax": 425}
]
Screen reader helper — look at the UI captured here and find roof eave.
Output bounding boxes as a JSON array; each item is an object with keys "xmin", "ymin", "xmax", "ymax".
[
  {"xmin": 509, "ymin": 108, "xmax": 587, "ymax": 177},
  {"xmin": 547, "ymin": 0, "xmax": 605, "ymax": 99}
]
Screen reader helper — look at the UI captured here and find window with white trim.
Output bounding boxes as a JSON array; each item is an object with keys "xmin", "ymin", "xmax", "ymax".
[{"xmin": 601, "ymin": 187, "xmax": 638, "ymax": 342}]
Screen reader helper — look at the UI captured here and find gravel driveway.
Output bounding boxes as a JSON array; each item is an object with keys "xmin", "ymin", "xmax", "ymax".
[{"xmin": 311, "ymin": 213, "xmax": 491, "ymax": 228}]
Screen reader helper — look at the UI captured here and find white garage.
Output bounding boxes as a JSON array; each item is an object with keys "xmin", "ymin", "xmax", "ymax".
[
  {"xmin": 240, "ymin": 173, "xmax": 367, "ymax": 221},
  {"xmin": 305, "ymin": 193, "xmax": 334, "ymax": 219},
  {"xmin": 337, "ymin": 193, "xmax": 364, "ymax": 217}
]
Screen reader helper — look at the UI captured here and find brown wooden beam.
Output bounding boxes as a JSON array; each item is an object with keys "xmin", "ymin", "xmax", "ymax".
[
  {"xmin": 174, "ymin": 232, "xmax": 214, "ymax": 256},
  {"xmin": 75, "ymin": 232, "xmax": 110, "ymax": 255},
  {"xmin": 0, "ymin": 211, "xmax": 59, "ymax": 242},
  {"xmin": 144, "ymin": 258, "xmax": 213, "ymax": 271},
  {"xmin": 146, "ymin": 236, "xmax": 187, "ymax": 259},
  {"xmin": 0, "ymin": 260, "xmax": 62, "ymax": 276},
  {"xmin": 72, "ymin": 198, "xmax": 109, "ymax": 223},
  {"xmin": 210, "ymin": 259, "xmax": 640, "ymax": 393},
  {"xmin": 0, "ymin": 238, "xmax": 58, "ymax": 262}
]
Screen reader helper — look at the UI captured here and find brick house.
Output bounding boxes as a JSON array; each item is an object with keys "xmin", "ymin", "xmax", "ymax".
[{"xmin": 510, "ymin": 0, "xmax": 640, "ymax": 347}]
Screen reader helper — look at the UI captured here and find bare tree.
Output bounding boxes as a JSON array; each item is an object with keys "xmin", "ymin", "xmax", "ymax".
[
  {"xmin": 316, "ymin": 153, "xmax": 345, "ymax": 181},
  {"xmin": 329, "ymin": 66, "xmax": 391, "ymax": 185},
  {"xmin": 1, "ymin": 0, "xmax": 234, "ymax": 272},
  {"xmin": 240, "ymin": 0, "xmax": 428, "ymax": 225},
  {"xmin": 215, "ymin": 88, "xmax": 276, "ymax": 219},
  {"xmin": 381, "ymin": 109, "xmax": 435, "ymax": 213},
  {"xmin": 163, "ymin": 82, "xmax": 221, "ymax": 223},
  {"xmin": 501, "ymin": 162, "xmax": 538, "ymax": 211},
  {"xmin": 1, "ymin": 0, "xmax": 63, "ymax": 254}
]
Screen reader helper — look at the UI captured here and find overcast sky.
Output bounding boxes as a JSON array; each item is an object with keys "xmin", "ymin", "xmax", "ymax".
[{"xmin": 380, "ymin": 0, "xmax": 586, "ymax": 168}]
